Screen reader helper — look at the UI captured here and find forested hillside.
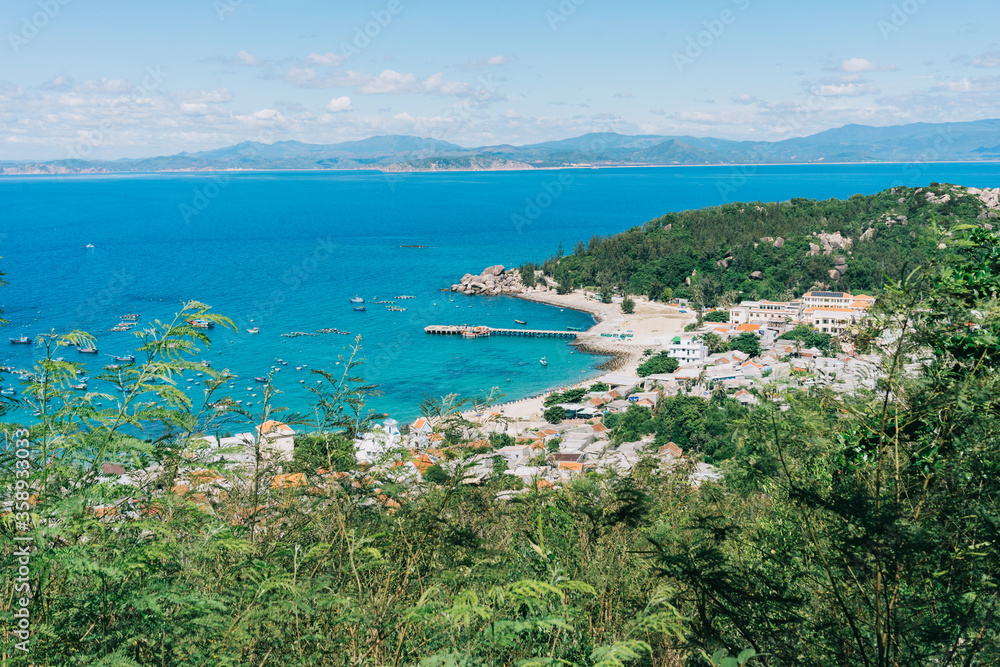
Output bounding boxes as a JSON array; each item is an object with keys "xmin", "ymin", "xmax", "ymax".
[{"xmin": 539, "ymin": 183, "xmax": 999, "ymax": 304}]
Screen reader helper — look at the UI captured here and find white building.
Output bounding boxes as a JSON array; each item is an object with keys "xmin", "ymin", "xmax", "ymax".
[{"xmin": 667, "ymin": 335, "xmax": 708, "ymax": 364}]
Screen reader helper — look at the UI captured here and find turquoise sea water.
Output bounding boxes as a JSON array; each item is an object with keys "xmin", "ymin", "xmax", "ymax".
[{"xmin": 2, "ymin": 163, "xmax": 999, "ymax": 422}]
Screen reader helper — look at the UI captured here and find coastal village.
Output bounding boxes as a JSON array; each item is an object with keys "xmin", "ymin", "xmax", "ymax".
[
  {"xmin": 98, "ymin": 274, "xmax": 889, "ymax": 505},
  {"xmin": 343, "ymin": 282, "xmax": 882, "ymax": 492}
]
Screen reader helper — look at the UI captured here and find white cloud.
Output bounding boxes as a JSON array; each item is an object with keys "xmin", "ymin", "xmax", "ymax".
[
  {"xmin": 733, "ymin": 94, "xmax": 758, "ymax": 105},
  {"xmin": 178, "ymin": 88, "xmax": 234, "ymax": 104},
  {"xmin": 973, "ymin": 51, "xmax": 1000, "ymax": 68},
  {"xmin": 77, "ymin": 79, "xmax": 133, "ymax": 94},
  {"xmin": 325, "ymin": 96, "xmax": 354, "ymax": 113},
  {"xmin": 356, "ymin": 70, "xmax": 475, "ymax": 97},
  {"xmin": 839, "ymin": 58, "xmax": 896, "ymax": 72},
  {"xmin": 815, "ymin": 83, "xmax": 880, "ymax": 97},
  {"xmin": 614, "ymin": 92, "xmax": 634, "ymax": 99},
  {"xmin": 306, "ymin": 52, "xmax": 347, "ymax": 67},
  {"xmin": 932, "ymin": 76, "xmax": 1000, "ymax": 93},
  {"xmin": 283, "ymin": 67, "xmax": 317, "ymax": 84},
  {"xmin": 465, "ymin": 54, "xmax": 510, "ymax": 70},
  {"xmin": 233, "ymin": 50, "xmax": 260, "ymax": 66}
]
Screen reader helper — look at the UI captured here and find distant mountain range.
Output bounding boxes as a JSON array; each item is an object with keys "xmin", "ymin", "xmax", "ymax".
[{"xmin": 5, "ymin": 119, "xmax": 1000, "ymax": 175}]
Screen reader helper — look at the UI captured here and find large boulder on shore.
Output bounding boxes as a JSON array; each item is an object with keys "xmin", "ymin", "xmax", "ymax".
[{"xmin": 453, "ymin": 264, "xmax": 524, "ymax": 296}]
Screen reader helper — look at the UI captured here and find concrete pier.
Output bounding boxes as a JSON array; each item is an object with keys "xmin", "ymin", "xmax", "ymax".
[{"xmin": 425, "ymin": 325, "xmax": 578, "ymax": 339}]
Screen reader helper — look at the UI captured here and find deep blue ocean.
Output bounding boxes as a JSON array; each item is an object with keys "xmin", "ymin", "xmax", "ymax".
[{"xmin": 2, "ymin": 163, "xmax": 999, "ymax": 422}]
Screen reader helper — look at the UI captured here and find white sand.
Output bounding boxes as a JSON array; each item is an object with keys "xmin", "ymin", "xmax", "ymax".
[{"xmin": 467, "ymin": 290, "xmax": 696, "ymax": 430}]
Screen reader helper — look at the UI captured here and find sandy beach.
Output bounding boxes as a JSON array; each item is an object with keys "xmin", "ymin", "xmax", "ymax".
[{"xmin": 467, "ymin": 290, "xmax": 696, "ymax": 429}]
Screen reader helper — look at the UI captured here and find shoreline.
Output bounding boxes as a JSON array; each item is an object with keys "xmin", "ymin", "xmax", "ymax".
[
  {"xmin": 463, "ymin": 289, "xmax": 696, "ymax": 428},
  {"xmin": 5, "ymin": 159, "xmax": 1000, "ymax": 179}
]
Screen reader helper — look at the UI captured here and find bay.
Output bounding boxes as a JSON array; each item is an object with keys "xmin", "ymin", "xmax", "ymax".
[{"xmin": 1, "ymin": 162, "xmax": 998, "ymax": 422}]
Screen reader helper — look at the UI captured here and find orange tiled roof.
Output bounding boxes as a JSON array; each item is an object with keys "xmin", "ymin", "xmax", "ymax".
[
  {"xmin": 272, "ymin": 473, "xmax": 307, "ymax": 489},
  {"xmin": 412, "ymin": 454, "xmax": 435, "ymax": 475},
  {"xmin": 737, "ymin": 323, "xmax": 761, "ymax": 332},
  {"xmin": 559, "ymin": 461, "xmax": 584, "ymax": 471},
  {"xmin": 260, "ymin": 420, "xmax": 294, "ymax": 436}
]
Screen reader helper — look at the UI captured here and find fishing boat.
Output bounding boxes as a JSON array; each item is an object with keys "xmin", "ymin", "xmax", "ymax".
[
  {"xmin": 566, "ymin": 326, "xmax": 582, "ymax": 332},
  {"xmin": 515, "ymin": 319, "xmax": 527, "ymax": 325},
  {"xmin": 540, "ymin": 357, "xmax": 548, "ymax": 366},
  {"xmin": 114, "ymin": 355, "xmax": 135, "ymax": 363},
  {"xmin": 9, "ymin": 335, "xmax": 31, "ymax": 345},
  {"xmin": 349, "ymin": 295, "xmax": 364, "ymax": 304},
  {"xmin": 187, "ymin": 318, "xmax": 214, "ymax": 329},
  {"xmin": 201, "ymin": 360, "xmax": 211, "ymax": 367},
  {"xmin": 85, "ymin": 244, "xmax": 94, "ymax": 249},
  {"xmin": 246, "ymin": 327, "xmax": 260, "ymax": 334},
  {"xmin": 71, "ymin": 383, "xmax": 88, "ymax": 391},
  {"xmin": 353, "ymin": 306, "xmax": 367, "ymax": 312},
  {"xmin": 77, "ymin": 346, "xmax": 99, "ymax": 354},
  {"xmin": 254, "ymin": 376, "xmax": 268, "ymax": 383},
  {"xmin": 120, "ymin": 313, "xmax": 140, "ymax": 321},
  {"xmin": 104, "ymin": 364, "xmax": 121, "ymax": 371},
  {"xmin": 0, "ymin": 387, "xmax": 16, "ymax": 396}
]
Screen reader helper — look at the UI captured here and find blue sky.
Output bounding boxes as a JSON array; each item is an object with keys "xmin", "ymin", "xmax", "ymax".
[{"xmin": 2, "ymin": 0, "xmax": 1000, "ymax": 159}]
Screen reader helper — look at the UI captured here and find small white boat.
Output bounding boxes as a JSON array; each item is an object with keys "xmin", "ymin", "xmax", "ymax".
[
  {"xmin": 85, "ymin": 244, "xmax": 94, "ymax": 249},
  {"xmin": 349, "ymin": 295, "xmax": 364, "ymax": 304},
  {"xmin": 246, "ymin": 328, "xmax": 259, "ymax": 334},
  {"xmin": 540, "ymin": 357, "xmax": 548, "ymax": 366}
]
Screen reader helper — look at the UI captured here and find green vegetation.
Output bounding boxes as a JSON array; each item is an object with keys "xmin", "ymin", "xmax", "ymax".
[
  {"xmin": 3, "ymin": 207, "xmax": 1000, "ymax": 666},
  {"xmin": 621, "ymin": 295, "xmax": 635, "ymax": 314},
  {"xmin": 543, "ymin": 405, "xmax": 566, "ymax": 423},
  {"xmin": 518, "ymin": 261, "xmax": 539, "ymax": 288},
  {"xmin": 539, "ymin": 185, "xmax": 989, "ymax": 306},
  {"xmin": 727, "ymin": 331, "xmax": 761, "ymax": 357},
  {"xmin": 609, "ymin": 397, "xmax": 749, "ymax": 462},
  {"xmin": 637, "ymin": 352, "xmax": 680, "ymax": 377},
  {"xmin": 703, "ymin": 310, "xmax": 730, "ymax": 323},
  {"xmin": 777, "ymin": 323, "xmax": 833, "ymax": 352},
  {"xmin": 544, "ymin": 386, "xmax": 588, "ymax": 406},
  {"xmin": 589, "ymin": 382, "xmax": 610, "ymax": 393}
]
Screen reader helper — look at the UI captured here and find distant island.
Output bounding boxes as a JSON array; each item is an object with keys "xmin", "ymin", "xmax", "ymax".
[{"xmin": 5, "ymin": 118, "xmax": 1000, "ymax": 176}]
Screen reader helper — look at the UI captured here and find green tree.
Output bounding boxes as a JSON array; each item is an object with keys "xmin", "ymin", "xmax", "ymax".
[
  {"xmin": 544, "ymin": 406, "xmax": 566, "ymax": 423},
  {"xmin": 728, "ymin": 331, "xmax": 761, "ymax": 357},
  {"xmin": 621, "ymin": 296, "xmax": 635, "ymax": 314},
  {"xmin": 701, "ymin": 332, "xmax": 729, "ymax": 354},
  {"xmin": 637, "ymin": 352, "xmax": 680, "ymax": 377},
  {"xmin": 704, "ymin": 310, "xmax": 730, "ymax": 323}
]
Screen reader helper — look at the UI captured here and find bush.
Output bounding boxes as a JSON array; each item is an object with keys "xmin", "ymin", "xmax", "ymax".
[
  {"xmin": 544, "ymin": 406, "xmax": 566, "ymax": 424},
  {"xmin": 704, "ymin": 310, "xmax": 730, "ymax": 323},
  {"xmin": 423, "ymin": 464, "xmax": 449, "ymax": 484},
  {"xmin": 589, "ymin": 382, "xmax": 610, "ymax": 393},
  {"xmin": 637, "ymin": 352, "xmax": 680, "ymax": 377},
  {"xmin": 621, "ymin": 296, "xmax": 635, "ymax": 314},
  {"xmin": 778, "ymin": 324, "xmax": 833, "ymax": 352},
  {"xmin": 489, "ymin": 432, "xmax": 514, "ymax": 449}
]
